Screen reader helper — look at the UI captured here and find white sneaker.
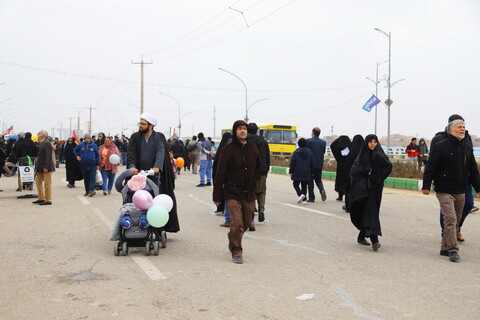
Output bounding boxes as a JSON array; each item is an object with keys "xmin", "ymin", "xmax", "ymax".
[
  {"xmin": 302, "ymin": 200, "xmax": 307, "ymax": 205},
  {"xmin": 297, "ymin": 194, "xmax": 306, "ymax": 204}
]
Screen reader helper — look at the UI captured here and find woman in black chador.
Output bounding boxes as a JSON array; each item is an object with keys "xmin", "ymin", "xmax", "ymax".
[
  {"xmin": 330, "ymin": 135, "xmax": 351, "ymax": 201},
  {"xmin": 343, "ymin": 135, "xmax": 364, "ymax": 212},
  {"xmin": 349, "ymin": 134, "xmax": 392, "ymax": 251},
  {"xmin": 63, "ymin": 138, "xmax": 83, "ymax": 188}
]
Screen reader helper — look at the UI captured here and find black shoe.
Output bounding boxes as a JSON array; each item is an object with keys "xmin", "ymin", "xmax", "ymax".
[
  {"xmin": 32, "ymin": 200, "xmax": 45, "ymax": 204},
  {"xmin": 196, "ymin": 183, "xmax": 205, "ymax": 187},
  {"xmin": 249, "ymin": 224, "xmax": 256, "ymax": 231},
  {"xmin": 342, "ymin": 205, "xmax": 350, "ymax": 212},
  {"xmin": 336, "ymin": 197, "xmax": 343, "ymax": 201},
  {"xmin": 232, "ymin": 256, "xmax": 243, "ymax": 264},
  {"xmin": 205, "ymin": 182, "xmax": 212, "ymax": 186},
  {"xmin": 306, "ymin": 199, "xmax": 315, "ymax": 203},
  {"xmin": 258, "ymin": 210, "xmax": 265, "ymax": 222},
  {"xmin": 449, "ymin": 251, "xmax": 460, "ymax": 262},
  {"xmin": 357, "ymin": 238, "xmax": 370, "ymax": 246},
  {"xmin": 439, "ymin": 250, "xmax": 449, "ymax": 257},
  {"xmin": 16, "ymin": 188, "xmax": 22, "ymax": 192},
  {"xmin": 39, "ymin": 201, "xmax": 52, "ymax": 206},
  {"xmin": 372, "ymin": 242, "xmax": 381, "ymax": 251}
]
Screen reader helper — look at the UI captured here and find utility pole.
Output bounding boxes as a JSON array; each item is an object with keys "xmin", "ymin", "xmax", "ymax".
[
  {"xmin": 331, "ymin": 125, "xmax": 333, "ymax": 137},
  {"xmin": 76, "ymin": 111, "xmax": 82, "ymax": 134},
  {"xmin": 132, "ymin": 55, "xmax": 153, "ymax": 114},
  {"xmin": 59, "ymin": 122, "xmax": 63, "ymax": 140},
  {"xmin": 213, "ymin": 105, "xmax": 216, "ymax": 139},
  {"xmin": 85, "ymin": 106, "xmax": 97, "ymax": 134},
  {"xmin": 68, "ymin": 116, "xmax": 74, "ymax": 137}
]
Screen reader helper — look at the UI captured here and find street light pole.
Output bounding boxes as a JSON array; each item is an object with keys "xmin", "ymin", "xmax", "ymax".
[
  {"xmin": 365, "ymin": 60, "xmax": 387, "ymax": 135},
  {"xmin": 218, "ymin": 67, "xmax": 248, "ymax": 122},
  {"xmin": 247, "ymin": 98, "xmax": 269, "ymax": 116},
  {"xmin": 158, "ymin": 92, "xmax": 181, "ymax": 137},
  {"xmin": 375, "ymin": 28, "xmax": 392, "ymax": 148}
]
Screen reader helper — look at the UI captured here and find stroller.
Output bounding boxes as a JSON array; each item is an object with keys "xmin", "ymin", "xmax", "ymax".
[{"xmin": 109, "ymin": 170, "xmax": 167, "ymax": 256}]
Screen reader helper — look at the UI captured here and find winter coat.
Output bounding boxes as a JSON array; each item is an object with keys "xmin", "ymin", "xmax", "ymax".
[
  {"xmin": 15, "ymin": 138, "xmax": 38, "ymax": 159},
  {"xmin": 422, "ymin": 134, "xmax": 480, "ymax": 194},
  {"xmin": 405, "ymin": 143, "xmax": 419, "ymax": 158},
  {"xmin": 289, "ymin": 147, "xmax": 315, "ymax": 181},
  {"xmin": 99, "ymin": 143, "xmax": 121, "ymax": 173},
  {"xmin": 73, "ymin": 142, "xmax": 100, "ymax": 166},
  {"xmin": 306, "ymin": 136, "xmax": 326, "ymax": 168},
  {"xmin": 417, "ymin": 141, "xmax": 429, "ymax": 161},
  {"xmin": 35, "ymin": 140, "xmax": 56, "ymax": 172},
  {"xmin": 248, "ymin": 133, "xmax": 270, "ymax": 175}
]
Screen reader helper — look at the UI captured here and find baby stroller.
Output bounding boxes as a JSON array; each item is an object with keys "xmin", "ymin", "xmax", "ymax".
[{"xmin": 109, "ymin": 170, "xmax": 167, "ymax": 256}]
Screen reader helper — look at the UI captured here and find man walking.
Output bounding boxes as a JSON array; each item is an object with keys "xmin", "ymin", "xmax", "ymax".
[
  {"xmin": 33, "ymin": 130, "xmax": 55, "ymax": 205},
  {"xmin": 213, "ymin": 120, "xmax": 262, "ymax": 264},
  {"xmin": 74, "ymin": 133, "xmax": 100, "ymax": 197},
  {"xmin": 405, "ymin": 138, "xmax": 419, "ymax": 165},
  {"xmin": 247, "ymin": 123, "xmax": 270, "ymax": 222},
  {"xmin": 306, "ymin": 127, "xmax": 327, "ymax": 202},
  {"xmin": 187, "ymin": 135, "xmax": 199, "ymax": 174},
  {"xmin": 422, "ymin": 119, "xmax": 480, "ymax": 262},
  {"xmin": 127, "ymin": 113, "xmax": 179, "ymax": 233},
  {"xmin": 197, "ymin": 132, "xmax": 213, "ymax": 187}
]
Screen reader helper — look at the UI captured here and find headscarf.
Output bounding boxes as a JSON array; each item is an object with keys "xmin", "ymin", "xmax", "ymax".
[{"xmin": 345, "ymin": 135, "xmax": 364, "ymax": 169}]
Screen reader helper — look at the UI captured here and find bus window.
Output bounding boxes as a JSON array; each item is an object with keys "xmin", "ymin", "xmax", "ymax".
[
  {"xmin": 283, "ymin": 131, "xmax": 297, "ymax": 144},
  {"xmin": 265, "ymin": 130, "xmax": 282, "ymax": 143}
]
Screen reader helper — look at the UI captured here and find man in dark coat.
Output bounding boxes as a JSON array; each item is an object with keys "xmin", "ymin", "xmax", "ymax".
[
  {"xmin": 127, "ymin": 113, "xmax": 179, "ymax": 233},
  {"xmin": 33, "ymin": 130, "xmax": 56, "ymax": 205},
  {"xmin": 213, "ymin": 120, "xmax": 262, "ymax": 264},
  {"xmin": 330, "ymin": 135, "xmax": 351, "ymax": 201},
  {"xmin": 14, "ymin": 132, "xmax": 38, "ymax": 191},
  {"xmin": 422, "ymin": 119, "xmax": 480, "ymax": 262},
  {"xmin": 170, "ymin": 138, "xmax": 184, "ymax": 175},
  {"xmin": 306, "ymin": 127, "xmax": 327, "ymax": 202},
  {"xmin": 248, "ymin": 122, "xmax": 270, "ymax": 223}
]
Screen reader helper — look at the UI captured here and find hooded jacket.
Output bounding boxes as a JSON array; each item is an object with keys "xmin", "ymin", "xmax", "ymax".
[
  {"xmin": 248, "ymin": 133, "xmax": 270, "ymax": 175},
  {"xmin": 289, "ymin": 147, "xmax": 315, "ymax": 181},
  {"xmin": 213, "ymin": 120, "xmax": 262, "ymax": 202},
  {"xmin": 73, "ymin": 141, "xmax": 100, "ymax": 166}
]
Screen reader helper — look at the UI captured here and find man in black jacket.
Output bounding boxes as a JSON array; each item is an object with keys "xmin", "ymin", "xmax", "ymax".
[
  {"xmin": 422, "ymin": 119, "xmax": 480, "ymax": 262},
  {"xmin": 14, "ymin": 132, "xmax": 38, "ymax": 191},
  {"xmin": 248, "ymin": 123, "xmax": 270, "ymax": 223}
]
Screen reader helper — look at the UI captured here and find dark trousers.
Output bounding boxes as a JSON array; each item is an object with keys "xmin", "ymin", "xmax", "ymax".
[
  {"xmin": 308, "ymin": 168, "xmax": 324, "ymax": 200},
  {"xmin": 226, "ymin": 199, "xmax": 254, "ymax": 257},
  {"xmin": 440, "ymin": 184, "xmax": 473, "ymax": 233},
  {"xmin": 81, "ymin": 165, "xmax": 97, "ymax": 193},
  {"xmin": 293, "ymin": 180, "xmax": 308, "ymax": 197}
]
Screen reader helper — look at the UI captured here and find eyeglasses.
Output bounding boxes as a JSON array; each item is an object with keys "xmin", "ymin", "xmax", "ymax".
[{"xmin": 137, "ymin": 122, "xmax": 148, "ymax": 126}]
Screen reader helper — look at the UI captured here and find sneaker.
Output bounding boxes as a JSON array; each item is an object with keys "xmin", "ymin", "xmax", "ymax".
[
  {"xmin": 196, "ymin": 183, "xmax": 205, "ymax": 187},
  {"xmin": 205, "ymin": 182, "xmax": 212, "ymax": 186},
  {"xmin": 108, "ymin": 190, "xmax": 111, "ymax": 195},
  {"xmin": 88, "ymin": 191, "xmax": 96, "ymax": 197},
  {"xmin": 439, "ymin": 250, "xmax": 449, "ymax": 256},
  {"xmin": 232, "ymin": 256, "xmax": 243, "ymax": 264},
  {"xmin": 84, "ymin": 192, "xmax": 89, "ymax": 196},
  {"xmin": 357, "ymin": 238, "xmax": 370, "ymax": 246},
  {"xmin": 372, "ymin": 242, "xmax": 381, "ymax": 251},
  {"xmin": 32, "ymin": 200, "xmax": 45, "ymax": 204},
  {"xmin": 297, "ymin": 194, "xmax": 306, "ymax": 204},
  {"xmin": 302, "ymin": 200, "xmax": 307, "ymax": 205},
  {"xmin": 220, "ymin": 222, "xmax": 231, "ymax": 227},
  {"xmin": 321, "ymin": 189, "xmax": 327, "ymax": 201},
  {"xmin": 470, "ymin": 206, "xmax": 479, "ymax": 213},
  {"xmin": 16, "ymin": 187, "xmax": 22, "ymax": 192},
  {"xmin": 449, "ymin": 251, "xmax": 460, "ymax": 262},
  {"xmin": 457, "ymin": 232, "xmax": 465, "ymax": 242},
  {"xmin": 103, "ymin": 190, "xmax": 107, "ymax": 196},
  {"xmin": 306, "ymin": 199, "xmax": 315, "ymax": 203},
  {"xmin": 258, "ymin": 210, "xmax": 265, "ymax": 222},
  {"xmin": 66, "ymin": 184, "xmax": 75, "ymax": 188}
]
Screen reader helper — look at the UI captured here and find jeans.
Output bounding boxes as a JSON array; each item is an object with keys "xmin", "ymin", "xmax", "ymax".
[
  {"xmin": 293, "ymin": 180, "xmax": 308, "ymax": 197},
  {"xmin": 199, "ymin": 160, "xmax": 212, "ymax": 184},
  {"xmin": 440, "ymin": 184, "xmax": 473, "ymax": 233},
  {"xmin": 308, "ymin": 168, "xmax": 324, "ymax": 200},
  {"xmin": 101, "ymin": 168, "xmax": 116, "ymax": 191},
  {"xmin": 81, "ymin": 165, "xmax": 97, "ymax": 193},
  {"xmin": 121, "ymin": 152, "xmax": 128, "ymax": 166},
  {"xmin": 224, "ymin": 204, "xmax": 231, "ymax": 223}
]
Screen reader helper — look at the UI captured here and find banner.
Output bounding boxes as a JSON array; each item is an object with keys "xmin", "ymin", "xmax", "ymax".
[
  {"xmin": 361, "ymin": 95, "xmax": 381, "ymax": 112},
  {"xmin": 19, "ymin": 166, "xmax": 35, "ymax": 183}
]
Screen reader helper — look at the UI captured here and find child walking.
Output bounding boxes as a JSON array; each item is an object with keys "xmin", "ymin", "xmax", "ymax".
[{"xmin": 289, "ymin": 138, "xmax": 315, "ymax": 204}]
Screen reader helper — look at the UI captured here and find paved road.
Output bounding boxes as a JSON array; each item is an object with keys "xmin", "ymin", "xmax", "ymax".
[{"xmin": 1, "ymin": 166, "xmax": 479, "ymax": 320}]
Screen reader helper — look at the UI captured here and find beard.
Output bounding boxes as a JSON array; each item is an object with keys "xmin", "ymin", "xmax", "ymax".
[{"xmin": 139, "ymin": 127, "xmax": 149, "ymax": 135}]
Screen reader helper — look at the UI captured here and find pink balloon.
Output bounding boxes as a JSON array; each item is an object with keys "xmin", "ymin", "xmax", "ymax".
[{"xmin": 132, "ymin": 190, "xmax": 153, "ymax": 210}]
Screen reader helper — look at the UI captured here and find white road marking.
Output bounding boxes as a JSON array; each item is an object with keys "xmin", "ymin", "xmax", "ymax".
[
  {"xmin": 92, "ymin": 206, "xmax": 168, "ymax": 281},
  {"xmin": 332, "ymin": 284, "xmax": 383, "ymax": 320},
  {"xmin": 76, "ymin": 194, "xmax": 91, "ymax": 205},
  {"xmin": 245, "ymin": 233, "xmax": 329, "ymax": 255},
  {"xmin": 278, "ymin": 202, "xmax": 349, "ymax": 221}
]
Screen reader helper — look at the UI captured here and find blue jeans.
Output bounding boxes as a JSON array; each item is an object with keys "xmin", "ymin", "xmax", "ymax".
[
  {"xmin": 101, "ymin": 168, "xmax": 116, "ymax": 192},
  {"xmin": 121, "ymin": 152, "xmax": 128, "ymax": 166},
  {"xmin": 308, "ymin": 168, "xmax": 324, "ymax": 201},
  {"xmin": 199, "ymin": 160, "xmax": 212, "ymax": 184},
  {"xmin": 224, "ymin": 204, "xmax": 230, "ymax": 223},
  {"xmin": 440, "ymin": 184, "xmax": 474, "ymax": 233},
  {"xmin": 81, "ymin": 164, "xmax": 97, "ymax": 193}
]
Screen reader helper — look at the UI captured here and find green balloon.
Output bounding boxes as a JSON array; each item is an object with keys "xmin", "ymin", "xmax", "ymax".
[{"xmin": 147, "ymin": 205, "xmax": 169, "ymax": 228}]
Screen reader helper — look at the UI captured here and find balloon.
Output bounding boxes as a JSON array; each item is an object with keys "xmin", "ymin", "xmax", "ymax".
[
  {"xmin": 176, "ymin": 157, "xmax": 184, "ymax": 168},
  {"xmin": 109, "ymin": 154, "xmax": 120, "ymax": 165},
  {"xmin": 132, "ymin": 190, "xmax": 153, "ymax": 210},
  {"xmin": 147, "ymin": 205, "xmax": 169, "ymax": 228},
  {"xmin": 152, "ymin": 194, "xmax": 174, "ymax": 212}
]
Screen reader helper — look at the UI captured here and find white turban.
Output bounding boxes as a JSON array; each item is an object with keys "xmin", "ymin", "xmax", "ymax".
[{"xmin": 140, "ymin": 113, "xmax": 157, "ymax": 126}]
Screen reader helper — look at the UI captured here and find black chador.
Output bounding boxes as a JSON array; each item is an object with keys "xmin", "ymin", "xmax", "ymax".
[{"xmin": 330, "ymin": 135, "xmax": 351, "ymax": 200}]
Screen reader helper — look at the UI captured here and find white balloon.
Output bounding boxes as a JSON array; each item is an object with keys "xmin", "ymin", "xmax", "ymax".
[
  {"xmin": 152, "ymin": 194, "xmax": 174, "ymax": 212},
  {"xmin": 109, "ymin": 154, "xmax": 120, "ymax": 165}
]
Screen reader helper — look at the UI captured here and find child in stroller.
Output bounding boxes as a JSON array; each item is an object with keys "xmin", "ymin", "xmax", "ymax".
[{"xmin": 109, "ymin": 169, "xmax": 167, "ymax": 256}]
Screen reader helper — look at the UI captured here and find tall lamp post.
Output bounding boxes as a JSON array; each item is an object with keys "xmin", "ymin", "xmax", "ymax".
[
  {"xmin": 158, "ymin": 91, "xmax": 182, "ymax": 137},
  {"xmin": 365, "ymin": 60, "xmax": 388, "ymax": 135},
  {"xmin": 374, "ymin": 28, "xmax": 392, "ymax": 148},
  {"xmin": 218, "ymin": 67, "xmax": 248, "ymax": 122},
  {"xmin": 247, "ymin": 98, "xmax": 269, "ymax": 121}
]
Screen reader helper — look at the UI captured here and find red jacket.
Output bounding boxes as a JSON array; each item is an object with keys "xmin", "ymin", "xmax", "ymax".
[{"xmin": 405, "ymin": 143, "xmax": 419, "ymax": 158}]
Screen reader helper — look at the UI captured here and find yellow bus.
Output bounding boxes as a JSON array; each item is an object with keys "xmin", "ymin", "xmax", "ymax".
[{"xmin": 221, "ymin": 124, "xmax": 297, "ymax": 158}]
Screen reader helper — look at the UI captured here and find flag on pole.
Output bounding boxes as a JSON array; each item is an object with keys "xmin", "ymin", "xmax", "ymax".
[
  {"xmin": 6, "ymin": 125, "xmax": 13, "ymax": 134},
  {"xmin": 72, "ymin": 130, "xmax": 78, "ymax": 141},
  {"xmin": 361, "ymin": 95, "xmax": 381, "ymax": 112}
]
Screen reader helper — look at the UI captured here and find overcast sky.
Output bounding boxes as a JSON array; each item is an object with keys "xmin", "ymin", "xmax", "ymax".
[{"xmin": 1, "ymin": 0, "xmax": 479, "ymax": 141}]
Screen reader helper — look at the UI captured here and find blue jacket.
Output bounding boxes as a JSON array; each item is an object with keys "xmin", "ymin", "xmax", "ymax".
[
  {"xmin": 306, "ymin": 136, "xmax": 326, "ymax": 168},
  {"xmin": 73, "ymin": 142, "xmax": 100, "ymax": 166},
  {"xmin": 289, "ymin": 147, "xmax": 315, "ymax": 181}
]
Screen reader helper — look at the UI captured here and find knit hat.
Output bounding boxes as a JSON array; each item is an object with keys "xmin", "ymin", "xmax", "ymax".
[
  {"xmin": 84, "ymin": 133, "xmax": 92, "ymax": 139},
  {"xmin": 140, "ymin": 113, "xmax": 157, "ymax": 126},
  {"xmin": 298, "ymin": 138, "xmax": 307, "ymax": 148}
]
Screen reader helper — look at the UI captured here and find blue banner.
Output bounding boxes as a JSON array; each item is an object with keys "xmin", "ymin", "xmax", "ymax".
[{"xmin": 362, "ymin": 95, "xmax": 381, "ymax": 112}]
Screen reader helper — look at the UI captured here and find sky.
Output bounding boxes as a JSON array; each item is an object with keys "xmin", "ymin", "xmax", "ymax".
[{"xmin": 1, "ymin": 0, "xmax": 479, "ymax": 141}]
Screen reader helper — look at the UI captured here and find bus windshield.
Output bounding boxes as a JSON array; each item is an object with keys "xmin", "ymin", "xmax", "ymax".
[{"xmin": 265, "ymin": 130, "xmax": 296, "ymax": 144}]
